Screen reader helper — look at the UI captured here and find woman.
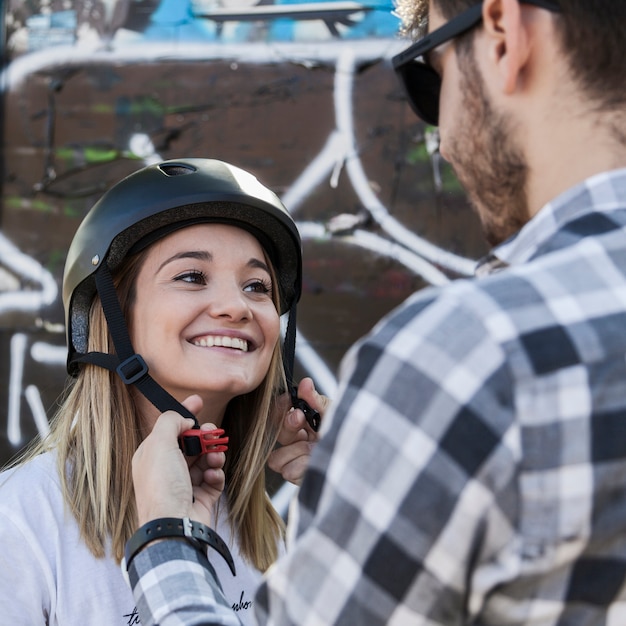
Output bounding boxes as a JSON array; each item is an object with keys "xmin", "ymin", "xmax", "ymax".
[{"xmin": 0, "ymin": 158, "xmax": 322, "ymax": 625}]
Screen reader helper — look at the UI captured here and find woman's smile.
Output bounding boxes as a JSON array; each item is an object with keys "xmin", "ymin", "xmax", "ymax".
[
  {"xmin": 191, "ymin": 334, "xmax": 251, "ymax": 352},
  {"xmin": 129, "ymin": 223, "xmax": 281, "ymax": 419}
]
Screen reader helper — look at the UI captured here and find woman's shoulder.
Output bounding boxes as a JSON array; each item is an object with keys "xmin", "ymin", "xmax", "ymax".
[{"xmin": 0, "ymin": 451, "xmax": 61, "ymax": 508}]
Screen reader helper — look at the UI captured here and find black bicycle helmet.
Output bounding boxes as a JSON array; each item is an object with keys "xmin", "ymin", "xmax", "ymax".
[{"xmin": 62, "ymin": 158, "xmax": 304, "ymax": 437}]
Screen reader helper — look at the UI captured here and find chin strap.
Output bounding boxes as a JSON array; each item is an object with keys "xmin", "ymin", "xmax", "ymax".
[
  {"xmin": 282, "ymin": 304, "xmax": 320, "ymax": 432},
  {"xmin": 71, "ymin": 262, "xmax": 316, "ymax": 443},
  {"xmin": 70, "ymin": 263, "xmax": 200, "ymax": 429}
]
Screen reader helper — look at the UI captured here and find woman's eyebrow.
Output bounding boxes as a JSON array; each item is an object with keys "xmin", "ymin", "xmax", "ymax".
[
  {"xmin": 248, "ymin": 258, "xmax": 270, "ymax": 273},
  {"xmin": 157, "ymin": 250, "xmax": 211, "ymax": 272},
  {"xmin": 157, "ymin": 251, "xmax": 270, "ymax": 274}
]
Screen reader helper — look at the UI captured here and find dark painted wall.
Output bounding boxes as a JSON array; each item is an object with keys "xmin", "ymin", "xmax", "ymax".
[{"xmin": 0, "ymin": 0, "xmax": 487, "ymax": 479}]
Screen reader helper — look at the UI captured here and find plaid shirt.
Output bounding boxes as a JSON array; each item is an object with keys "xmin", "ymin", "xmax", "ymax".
[{"xmin": 129, "ymin": 168, "xmax": 626, "ymax": 625}]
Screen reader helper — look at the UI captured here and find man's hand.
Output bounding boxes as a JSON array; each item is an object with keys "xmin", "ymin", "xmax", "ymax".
[
  {"xmin": 132, "ymin": 394, "xmax": 225, "ymax": 526},
  {"xmin": 268, "ymin": 378, "xmax": 330, "ymax": 485}
]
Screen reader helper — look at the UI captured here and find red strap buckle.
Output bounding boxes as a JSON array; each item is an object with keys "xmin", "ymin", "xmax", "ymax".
[{"xmin": 179, "ymin": 428, "xmax": 229, "ymax": 456}]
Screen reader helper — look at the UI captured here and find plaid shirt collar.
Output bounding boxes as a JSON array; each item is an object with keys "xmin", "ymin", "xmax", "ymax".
[{"xmin": 475, "ymin": 167, "xmax": 626, "ymax": 277}]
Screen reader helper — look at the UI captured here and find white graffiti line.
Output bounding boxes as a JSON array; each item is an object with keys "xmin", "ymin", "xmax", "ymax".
[
  {"xmin": 347, "ymin": 153, "xmax": 477, "ymax": 275},
  {"xmin": 8, "ymin": 336, "xmax": 57, "ymax": 445},
  {"xmin": 25, "ymin": 385, "xmax": 51, "ymax": 438},
  {"xmin": 296, "ymin": 328, "xmax": 338, "ymax": 399},
  {"xmin": 297, "ymin": 221, "xmax": 450, "ymax": 286},
  {"xmin": 281, "ymin": 130, "xmax": 348, "ymax": 212},
  {"xmin": 1, "ymin": 39, "xmax": 402, "ymax": 91},
  {"xmin": 8, "ymin": 333, "xmax": 27, "ymax": 445},
  {"xmin": 1, "ymin": 34, "xmax": 475, "ymax": 279},
  {"xmin": 335, "ymin": 47, "xmax": 477, "ymax": 277},
  {"xmin": 279, "ymin": 47, "xmax": 477, "ymax": 278},
  {"xmin": 0, "ymin": 233, "xmax": 58, "ymax": 313},
  {"xmin": 30, "ymin": 341, "xmax": 66, "ymax": 364},
  {"xmin": 0, "ymin": 231, "xmax": 57, "ymax": 447},
  {"xmin": 128, "ymin": 133, "xmax": 162, "ymax": 165}
]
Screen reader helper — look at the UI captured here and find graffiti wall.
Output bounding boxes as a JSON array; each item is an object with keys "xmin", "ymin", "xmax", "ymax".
[{"xmin": 0, "ymin": 0, "xmax": 487, "ymax": 497}]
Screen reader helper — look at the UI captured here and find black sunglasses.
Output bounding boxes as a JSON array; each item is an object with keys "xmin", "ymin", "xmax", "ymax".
[{"xmin": 392, "ymin": 0, "xmax": 561, "ymax": 126}]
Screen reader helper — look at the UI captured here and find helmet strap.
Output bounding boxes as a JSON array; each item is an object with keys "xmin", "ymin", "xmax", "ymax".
[
  {"xmin": 70, "ymin": 263, "xmax": 200, "ymax": 428},
  {"xmin": 71, "ymin": 263, "xmax": 301, "ymax": 431},
  {"xmin": 282, "ymin": 304, "xmax": 299, "ymax": 404}
]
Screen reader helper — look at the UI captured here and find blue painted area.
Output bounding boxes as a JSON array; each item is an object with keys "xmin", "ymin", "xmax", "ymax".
[
  {"xmin": 267, "ymin": 0, "xmax": 398, "ymax": 41},
  {"xmin": 19, "ymin": 1, "xmax": 400, "ymax": 51},
  {"xmin": 26, "ymin": 9, "xmax": 77, "ymax": 51},
  {"xmin": 145, "ymin": 0, "xmax": 218, "ymax": 41},
  {"xmin": 140, "ymin": 0, "xmax": 400, "ymax": 44}
]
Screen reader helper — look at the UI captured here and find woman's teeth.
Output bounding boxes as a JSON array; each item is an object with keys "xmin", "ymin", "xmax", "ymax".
[{"xmin": 193, "ymin": 336, "xmax": 249, "ymax": 352}]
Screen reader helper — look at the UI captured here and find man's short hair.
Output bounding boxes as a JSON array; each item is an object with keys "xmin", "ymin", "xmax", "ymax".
[{"xmin": 394, "ymin": 0, "xmax": 626, "ymax": 114}]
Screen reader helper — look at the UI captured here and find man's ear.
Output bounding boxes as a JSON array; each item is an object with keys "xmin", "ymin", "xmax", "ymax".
[{"xmin": 482, "ymin": 0, "xmax": 530, "ymax": 94}]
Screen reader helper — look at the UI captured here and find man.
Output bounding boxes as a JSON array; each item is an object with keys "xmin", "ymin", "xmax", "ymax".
[{"xmin": 127, "ymin": 0, "xmax": 626, "ymax": 623}]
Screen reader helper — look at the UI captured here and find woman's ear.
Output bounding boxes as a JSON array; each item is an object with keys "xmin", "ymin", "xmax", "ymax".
[{"xmin": 482, "ymin": 0, "xmax": 530, "ymax": 94}]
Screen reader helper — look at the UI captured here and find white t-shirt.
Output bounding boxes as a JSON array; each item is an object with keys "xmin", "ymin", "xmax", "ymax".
[
  {"xmin": 211, "ymin": 494, "xmax": 286, "ymax": 626},
  {"xmin": 0, "ymin": 452, "xmax": 283, "ymax": 626},
  {"xmin": 0, "ymin": 452, "xmax": 137, "ymax": 625}
]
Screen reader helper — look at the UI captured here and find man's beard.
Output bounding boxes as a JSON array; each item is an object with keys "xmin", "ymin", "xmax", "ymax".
[{"xmin": 446, "ymin": 53, "xmax": 530, "ymax": 247}]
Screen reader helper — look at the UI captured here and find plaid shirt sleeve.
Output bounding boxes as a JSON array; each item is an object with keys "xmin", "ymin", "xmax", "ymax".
[
  {"xmin": 128, "ymin": 540, "xmax": 242, "ymax": 626},
  {"xmin": 129, "ymin": 172, "xmax": 626, "ymax": 625},
  {"xmin": 256, "ymin": 285, "xmax": 520, "ymax": 625}
]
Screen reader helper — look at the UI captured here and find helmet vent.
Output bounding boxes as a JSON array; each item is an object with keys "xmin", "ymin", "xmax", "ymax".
[{"xmin": 159, "ymin": 163, "xmax": 197, "ymax": 176}]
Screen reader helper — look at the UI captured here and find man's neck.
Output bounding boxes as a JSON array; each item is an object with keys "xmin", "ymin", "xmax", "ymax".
[{"xmin": 525, "ymin": 108, "xmax": 626, "ymax": 216}]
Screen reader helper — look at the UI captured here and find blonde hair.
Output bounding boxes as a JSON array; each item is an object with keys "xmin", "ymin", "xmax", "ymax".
[
  {"xmin": 8, "ymin": 239, "xmax": 286, "ymax": 570},
  {"xmin": 394, "ymin": 0, "xmax": 429, "ymax": 37}
]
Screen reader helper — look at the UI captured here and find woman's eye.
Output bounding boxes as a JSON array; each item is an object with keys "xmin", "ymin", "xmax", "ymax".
[
  {"xmin": 244, "ymin": 279, "xmax": 272, "ymax": 295},
  {"xmin": 174, "ymin": 270, "xmax": 206, "ymax": 285}
]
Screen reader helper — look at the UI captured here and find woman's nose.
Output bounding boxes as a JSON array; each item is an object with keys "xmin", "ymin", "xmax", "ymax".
[{"xmin": 205, "ymin": 283, "xmax": 251, "ymax": 321}]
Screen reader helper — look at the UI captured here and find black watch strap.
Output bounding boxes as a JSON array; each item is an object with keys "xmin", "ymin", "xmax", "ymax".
[{"xmin": 125, "ymin": 517, "xmax": 236, "ymax": 576}]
